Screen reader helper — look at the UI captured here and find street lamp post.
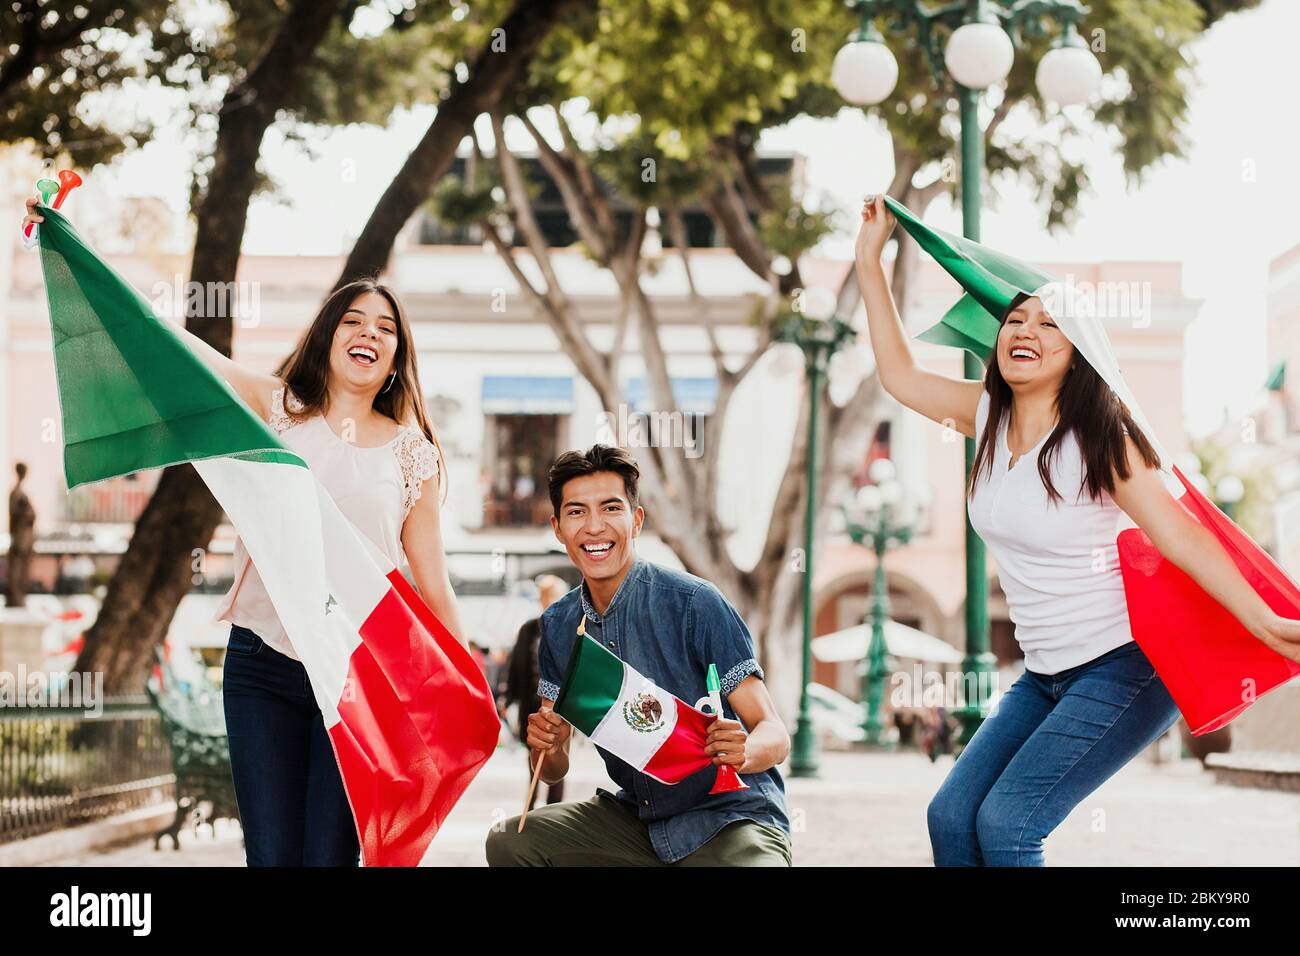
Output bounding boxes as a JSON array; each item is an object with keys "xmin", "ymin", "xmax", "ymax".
[
  {"xmin": 831, "ymin": 0, "xmax": 1100, "ymax": 745},
  {"xmin": 840, "ymin": 459, "xmax": 916, "ymax": 746},
  {"xmin": 1215, "ymin": 474, "xmax": 1245, "ymax": 522},
  {"xmin": 777, "ymin": 290, "xmax": 858, "ymax": 778},
  {"xmin": 1176, "ymin": 453, "xmax": 1246, "ymax": 522}
]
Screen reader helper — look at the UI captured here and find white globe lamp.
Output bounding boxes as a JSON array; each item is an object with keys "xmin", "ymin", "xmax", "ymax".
[
  {"xmin": 831, "ymin": 32, "xmax": 899, "ymax": 106},
  {"xmin": 1036, "ymin": 32, "xmax": 1101, "ymax": 106},
  {"xmin": 944, "ymin": 20, "xmax": 1014, "ymax": 89}
]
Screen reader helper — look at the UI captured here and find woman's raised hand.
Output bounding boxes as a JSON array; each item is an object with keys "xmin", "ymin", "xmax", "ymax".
[
  {"xmin": 855, "ymin": 194, "xmax": 895, "ymax": 263},
  {"xmin": 22, "ymin": 196, "xmax": 44, "ymax": 232}
]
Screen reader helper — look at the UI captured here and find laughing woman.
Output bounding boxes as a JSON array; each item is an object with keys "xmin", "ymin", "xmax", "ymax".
[
  {"xmin": 852, "ymin": 195, "xmax": 1300, "ymax": 866},
  {"xmin": 207, "ymin": 279, "xmax": 460, "ymax": 866},
  {"xmin": 211, "ymin": 280, "xmax": 463, "ymax": 867},
  {"xmin": 30, "ymin": 186, "xmax": 463, "ymax": 866}
]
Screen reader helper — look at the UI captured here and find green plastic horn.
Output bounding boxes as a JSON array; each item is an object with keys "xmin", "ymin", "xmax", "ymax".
[{"xmin": 23, "ymin": 178, "xmax": 62, "ymax": 240}]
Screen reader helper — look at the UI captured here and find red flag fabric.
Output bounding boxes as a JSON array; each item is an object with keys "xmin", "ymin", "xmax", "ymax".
[{"xmin": 1117, "ymin": 466, "xmax": 1300, "ymax": 734}]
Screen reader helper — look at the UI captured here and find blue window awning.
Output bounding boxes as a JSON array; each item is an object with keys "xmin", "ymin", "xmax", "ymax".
[
  {"xmin": 481, "ymin": 376, "xmax": 574, "ymax": 414},
  {"xmin": 623, "ymin": 377, "xmax": 717, "ymax": 414}
]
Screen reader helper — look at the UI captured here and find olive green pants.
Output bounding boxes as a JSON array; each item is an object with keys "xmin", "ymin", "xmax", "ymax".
[{"xmin": 486, "ymin": 794, "xmax": 793, "ymax": 867}]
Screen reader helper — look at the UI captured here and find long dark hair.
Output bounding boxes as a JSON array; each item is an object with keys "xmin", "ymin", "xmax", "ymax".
[
  {"xmin": 968, "ymin": 292, "xmax": 1159, "ymax": 504},
  {"xmin": 277, "ymin": 279, "xmax": 447, "ymax": 499}
]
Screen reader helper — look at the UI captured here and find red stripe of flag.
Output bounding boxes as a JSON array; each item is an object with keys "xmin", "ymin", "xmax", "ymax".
[
  {"xmin": 1118, "ymin": 466, "xmax": 1300, "ymax": 735},
  {"xmin": 329, "ymin": 570, "xmax": 499, "ymax": 866},
  {"xmin": 642, "ymin": 698, "xmax": 715, "ymax": 784}
]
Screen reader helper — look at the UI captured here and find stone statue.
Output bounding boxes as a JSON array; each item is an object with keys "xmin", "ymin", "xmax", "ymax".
[{"xmin": 6, "ymin": 462, "xmax": 36, "ymax": 608}]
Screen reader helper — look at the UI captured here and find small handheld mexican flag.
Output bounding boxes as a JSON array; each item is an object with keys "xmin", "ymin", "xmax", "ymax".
[{"xmin": 553, "ymin": 634, "xmax": 747, "ymax": 794}]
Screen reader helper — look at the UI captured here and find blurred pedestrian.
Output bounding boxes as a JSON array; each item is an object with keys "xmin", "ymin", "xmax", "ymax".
[
  {"xmin": 505, "ymin": 574, "xmax": 569, "ymax": 808},
  {"xmin": 7, "ymin": 462, "xmax": 35, "ymax": 608}
]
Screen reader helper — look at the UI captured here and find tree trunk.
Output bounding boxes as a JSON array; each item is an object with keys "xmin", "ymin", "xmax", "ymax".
[
  {"xmin": 745, "ymin": 165, "xmax": 937, "ymax": 717},
  {"xmin": 333, "ymin": 0, "xmax": 588, "ymax": 290},
  {"xmin": 74, "ymin": 0, "xmax": 345, "ymax": 691},
  {"xmin": 735, "ymin": 569, "xmax": 801, "ymax": 722},
  {"xmin": 75, "ymin": 466, "xmax": 223, "ymax": 688}
]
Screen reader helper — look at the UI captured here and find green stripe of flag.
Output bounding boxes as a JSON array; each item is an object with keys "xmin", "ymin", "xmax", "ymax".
[
  {"xmin": 36, "ymin": 206, "xmax": 304, "ymax": 488},
  {"xmin": 916, "ymin": 294, "xmax": 1000, "ymax": 357},
  {"xmin": 552, "ymin": 634, "xmax": 628, "ymax": 737},
  {"xmin": 884, "ymin": 195, "xmax": 1058, "ymax": 364}
]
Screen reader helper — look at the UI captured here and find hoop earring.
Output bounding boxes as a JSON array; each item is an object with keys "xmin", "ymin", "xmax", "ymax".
[{"xmin": 381, "ymin": 371, "xmax": 396, "ymax": 394}]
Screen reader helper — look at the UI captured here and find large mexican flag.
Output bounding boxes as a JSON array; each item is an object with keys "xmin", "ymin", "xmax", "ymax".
[
  {"xmin": 553, "ymin": 634, "xmax": 723, "ymax": 785},
  {"xmin": 36, "ymin": 204, "xmax": 500, "ymax": 865}
]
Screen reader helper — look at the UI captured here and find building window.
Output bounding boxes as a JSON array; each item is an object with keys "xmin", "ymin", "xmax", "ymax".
[
  {"xmin": 480, "ymin": 376, "xmax": 575, "ymax": 529},
  {"xmin": 622, "ymin": 410, "xmax": 708, "ymax": 458},
  {"xmin": 483, "ymin": 415, "xmax": 562, "ymax": 528},
  {"xmin": 616, "ymin": 377, "xmax": 716, "ymax": 460}
]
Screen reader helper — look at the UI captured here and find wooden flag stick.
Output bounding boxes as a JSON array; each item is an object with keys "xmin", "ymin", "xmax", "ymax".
[{"xmin": 518, "ymin": 748, "xmax": 547, "ymax": 832}]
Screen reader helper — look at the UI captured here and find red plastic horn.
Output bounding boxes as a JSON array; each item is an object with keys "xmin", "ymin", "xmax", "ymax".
[
  {"xmin": 52, "ymin": 169, "xmax": 82, "ymax": 210},
  {"xmin": 709, "ymin": 763, "xmax": 749, "ymax": 795},
  {"xmin": 703, "ymin": 713, "xmax": 750, "ymax": 794}
]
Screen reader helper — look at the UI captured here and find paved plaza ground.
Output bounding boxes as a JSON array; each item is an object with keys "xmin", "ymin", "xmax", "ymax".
[{"xmin": 36, "ymin": 737, "xmax": 1300, "ymax": 867}]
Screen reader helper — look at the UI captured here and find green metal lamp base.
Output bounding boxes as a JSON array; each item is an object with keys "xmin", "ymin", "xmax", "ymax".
[
  {"xmin": 953, "ymin": 651, "xmax": 1000, "ymax": 745},
  {"xmin": 790, "ymin": 717, "xmax": 819, "ymax": 777}
]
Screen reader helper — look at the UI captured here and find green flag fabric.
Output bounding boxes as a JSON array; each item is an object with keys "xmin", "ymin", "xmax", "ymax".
[
  {"xmin": 36, "ymin": 204, "xmax": 301, "ymax": 488},
  {"xmin": 1266, "ymin": 360, "xmax": 1286, "ymax": 392},
  {"xmin": 884, "ymin": 195, "xmax": 1057, "ymax": 364},
  {"xmin": 882, "ymin": 194, "xmax": 1170, "ymax": 469}
]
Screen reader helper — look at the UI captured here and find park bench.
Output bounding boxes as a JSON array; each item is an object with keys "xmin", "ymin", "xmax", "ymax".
[{"xmin": 145, "ymin": 652, "xmax": 241, "ymax": 850}]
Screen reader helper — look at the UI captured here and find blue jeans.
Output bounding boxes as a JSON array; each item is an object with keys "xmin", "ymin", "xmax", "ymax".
[
  {"xmin": 222, "ymin": 625, "xmax": 360, "ymax": 867},
  {"xmin": 927, "ymin": 640, "xmax": 1179, "ymax": 866}
]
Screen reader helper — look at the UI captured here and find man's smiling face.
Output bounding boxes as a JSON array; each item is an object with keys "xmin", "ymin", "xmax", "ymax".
[{"xmin": 551, "ymin": 471, "xmax": 643, "ymax": 584}]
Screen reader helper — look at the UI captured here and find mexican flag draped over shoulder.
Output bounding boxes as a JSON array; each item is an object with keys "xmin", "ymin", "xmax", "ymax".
[
  {"xmin": 884, "ymin": 195, "xmax": 1300, "ymax": 734},
  {"xmin": 36, "ymin": 204, "xmax": 500, "ymax": 864}
]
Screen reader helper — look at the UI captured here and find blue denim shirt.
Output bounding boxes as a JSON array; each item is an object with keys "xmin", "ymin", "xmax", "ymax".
[{"xmin": 537, "ymin": 556, "xmax": 790, "ymax": 863}]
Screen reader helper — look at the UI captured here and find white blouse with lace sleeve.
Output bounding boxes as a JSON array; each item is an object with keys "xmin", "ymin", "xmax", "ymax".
[
  {"xmin": 394, "ymin": 426, "xmax": 440, "ymax": 520},
  {"xmin": 266, "ymin": 384, "xmax": 306, "ymax": 435},
  {"xmin": 215, "ymin": 383, "xmax": 443, "ymax": 661}
]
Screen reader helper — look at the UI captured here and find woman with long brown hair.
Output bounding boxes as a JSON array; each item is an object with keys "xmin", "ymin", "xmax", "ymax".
[
  {"xmin": 206, "ymin": 277, "xmax": 461, "ymax": 868},
  {"xmin": 209, "ymin": 279, "xmax": 461, "ymax": 866},
  {"xmin": 214, "ymin": 278, "xmax": 461, "ymax": 867},
  {"xmin": 853, "ymin": 195, "xmax": 1300, "ymax": 866},
  {"xmin": 34, "ymin": 189, "xmax": 461, "ymax": 867}
]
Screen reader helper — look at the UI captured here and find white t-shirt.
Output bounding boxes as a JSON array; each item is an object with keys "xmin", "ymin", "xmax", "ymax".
[
  {"xmin": 967, "ymin": 390, "xmax": 1134, "ymax": 674},
  {"xmin": 213, "ymin": 385, "xmax": 440, "ymax": 660}
]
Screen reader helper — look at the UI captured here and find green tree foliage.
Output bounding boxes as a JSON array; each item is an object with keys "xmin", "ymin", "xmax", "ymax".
[
  {"xmin": 505, "ymin": 0, "xmax": 1260, "ymax": 236},
  {"xmin": 1, "ymin": 1, "xmax": 496, "ymax": 200},
  {"xmin": 544, "ymin": 0, "xmax": 851, "ymax": 159},
  {"xmin": 0, "ymin": 1, "xmax": 163, "ymax": 165}
]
